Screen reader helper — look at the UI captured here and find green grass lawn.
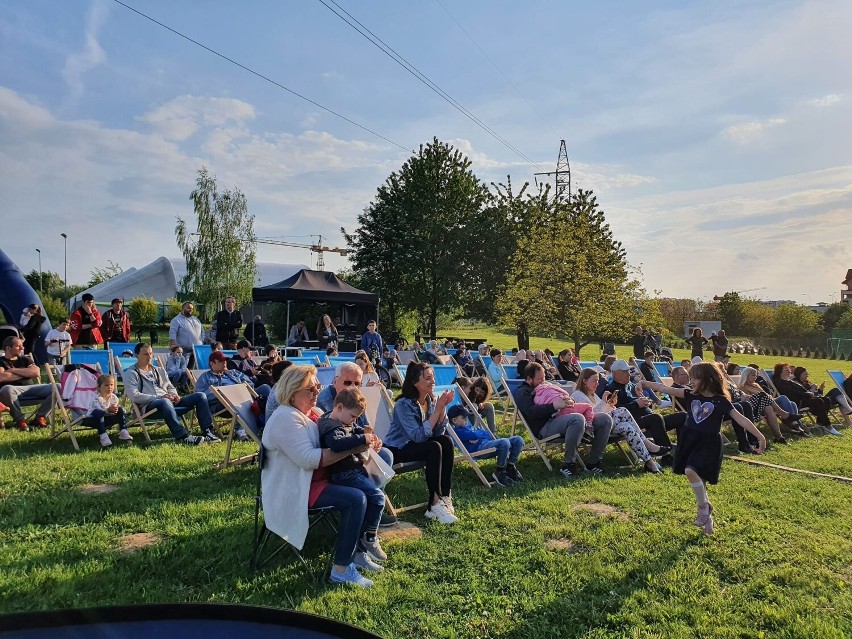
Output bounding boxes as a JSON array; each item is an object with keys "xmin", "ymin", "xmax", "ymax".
[{"xmin": 1, "ymin": 330, "xmax": 851, "ymax": 638}]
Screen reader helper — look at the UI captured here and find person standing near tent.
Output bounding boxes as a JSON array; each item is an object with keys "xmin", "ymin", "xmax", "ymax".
[
  {"xmin": 69, "ymin": 294, "xmax": 103, "ymax": 350},
  {"xmin": 101, "ymin": 298, "xmax": 132, "ymax": 344},
  {"xmin": 245, "ymin": 315, "xmax": 268, "ymax": 347},
  {"xmin": 214, "ymin": 296, "xmax": 242, "ymax": 350},
  {"xmin": 317, "ymin": 314, "xmax": 339, "ymax": 350},
  {"xmin": 169, "ymin": 302, "xmax": 204, "ymax": 368}
]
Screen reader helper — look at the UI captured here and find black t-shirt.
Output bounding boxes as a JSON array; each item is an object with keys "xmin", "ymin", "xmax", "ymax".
[
  {"xmin": 681, "ymin": 390, "xmax": 735, "ymax": 434},
  {"xmin": 0, "ymin": 355, "xmax": 36, "ymax": 388}
]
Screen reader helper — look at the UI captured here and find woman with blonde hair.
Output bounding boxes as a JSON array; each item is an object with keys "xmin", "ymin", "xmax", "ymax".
[{"xmin": 262, "ymin": 365, "xmax": 382, "ymax": 587}]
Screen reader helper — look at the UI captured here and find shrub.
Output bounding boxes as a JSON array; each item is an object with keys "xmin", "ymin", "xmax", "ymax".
[
  {"xmin": 40, "ymin": 296, "xmax": 69, "ymax": 325},
  {"xmin": 163, "ymin": 298, "xmax": 183, "ymax": 322},
  {"xmin": 128, "ymin": 297, "xmax": 159, "ymax": 326}
]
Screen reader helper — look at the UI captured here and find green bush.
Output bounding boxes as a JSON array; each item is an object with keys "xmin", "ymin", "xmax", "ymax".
[
  {"xmin": 163, "ymin": 298, "xmax": 183, "ymax": 322},
  {"xmin": 128, "ymin": 297, "xmax": 159, "ymax": 326},
  {"xmin": 40, "ymin": 296, "xmax": 69, "ymax": 325}
]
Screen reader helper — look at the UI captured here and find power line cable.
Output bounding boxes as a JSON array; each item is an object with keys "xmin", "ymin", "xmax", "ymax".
[
  {"xmin": 111, "ymin": 0, "xmax": 411, "ymax": 153},
  {"xmin": 316, "ymin": 0, "xmax": 544, "ymax": 171}
]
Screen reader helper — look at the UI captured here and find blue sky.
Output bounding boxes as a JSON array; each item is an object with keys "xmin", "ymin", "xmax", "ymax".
[{"xmin": 1, "ymin": 0, "xmax": 850, "ymax": 304}]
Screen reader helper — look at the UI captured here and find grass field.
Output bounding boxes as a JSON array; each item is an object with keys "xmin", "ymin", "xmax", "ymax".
[{"xmin": 1, "ymin": 332, "xmax": 851, "ymax": 638}]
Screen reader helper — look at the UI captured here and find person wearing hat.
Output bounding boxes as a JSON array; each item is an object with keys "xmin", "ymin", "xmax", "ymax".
[
  {"xmin": 69, "ymin": 293, "xmax": 103, "ymax": 349},
  {"xmin": 194, "ymin": 350, "xmax": 271, "ymax": 439},
  {"xmin": 448, "ymin": 404, "xmax": 525, "ymax": 487},
  {"xmin": 102, "ymin": 298, "xmax": 132, "ymax": 344},
  {"xmin": 605, "ymin": 359, "xmax": 684, "ymax": 464},
  {"xmin": 227, "ymin": 339, "xmax": 260, "ymax": 383}
]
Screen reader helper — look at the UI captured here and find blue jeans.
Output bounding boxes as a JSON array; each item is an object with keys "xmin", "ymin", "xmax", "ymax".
[
  {"xmin": 477, "ymin": 435, "xmax": 524, "ymax": 467},
  {"xmin": 85, "ymin": 407, "xmax": 127, "ymax": 434},
  {"xmin": 0, "ymin": 384, "xmax": 54, "ymax": 422},
  {"xmin": 775, "ymin": 395, "xmax": 795, "ymax": 415},
  {"xmin": 330, "ymin": 469, "xmax": 385, "ymax": 535},
  {"xmin": 144, "ymin": 392, "xmax": 212, "ymax": 439},
  {"xmin": 312, "ymin": 483, "xmax": 367, "ymax": 567}
]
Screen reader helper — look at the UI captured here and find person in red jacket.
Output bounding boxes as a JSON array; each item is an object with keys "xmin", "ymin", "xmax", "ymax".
[
  {"xmin": 69, "ymin": 294, "xmax": 104, "ymax": 349},
  {"xmin": 101, "ymin": 298, "xmax": 132, "ymax": 343}
]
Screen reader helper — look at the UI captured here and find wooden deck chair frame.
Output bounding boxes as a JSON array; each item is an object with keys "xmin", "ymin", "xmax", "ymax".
[
  {"xmin": 450, "ymin": 385, "xmax": 500, "ymax": 487},
  {"xmin": 45, "ymin": 364, "xmax": 94, "ymax": 451},
  {"xmin": 361, "ymin": 384, "xmax": 427, "ymax": 515},
  {"xmin": 211, "ymin": 383, "xmax": 261, "ymax": 470},
  {"xmin": 504, "ymin": 379, "xmax": 564, "ymax": 471},
  {"xmin": 251, "ymin": 445, "xmax": 339, "ymax": 579},
  {"xmin": 116, "ymin": 358, "xmax": 195, "ymax": 442},
  {"xmin": 395, "ymin": 350, "xmax": 418, "ymax": 366}
]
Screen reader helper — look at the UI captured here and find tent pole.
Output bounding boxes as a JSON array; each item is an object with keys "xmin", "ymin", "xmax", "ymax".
[
  {"xmin": 376, "ymin": 297, "xmax": 380, "ymax": 325},
  {"xmin": 286, "ymin": 301, "xmax": 291, "ymax": 344}
]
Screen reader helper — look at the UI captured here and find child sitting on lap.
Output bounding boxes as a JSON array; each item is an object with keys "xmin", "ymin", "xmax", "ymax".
[
  {"xmin": 534, "ymin": 381, "xmax": 595, "ymax": 426},
  {"xmin": 317, "ymin": 387, "xmax": 388, "ymax": 570}
]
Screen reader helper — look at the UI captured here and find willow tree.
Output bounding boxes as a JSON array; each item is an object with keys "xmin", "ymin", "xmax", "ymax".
[
  {"xmin": 498, "ymin": 188, "xmax": 641, "ymax": 354},
  {"xmin": 175, "ymin": 167, "xmax": 257, "ymax": 318}
]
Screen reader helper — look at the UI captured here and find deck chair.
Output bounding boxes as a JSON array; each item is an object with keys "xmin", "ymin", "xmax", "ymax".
[
  {"xmin": 396, "ymin": 350, "xmax": 418, "ymax": 365},
  {"xmin": 326, "ymin": 356, "xmax": 355, "ymax": 367},
  {"xmin": 211, "ymin": 383, "xmax": 261, "ymax": 470},
  {"xmin": 449, "ymin": 385, "xmax": 500, "ymax": 487},
  {"xmin": 106, "ymin": 342, "xmax": 139, "ymax": 360},
  {"xmin": 285, "ymin": 356, "xmax": 322, "ymax": 366},
  {"xmin": 69, "ymin": 349, "xmax": 113, "ymax": 376},
  {"xmin": 361, "ymin": 384, "xmax": 427, "ymax": 515},
  {"xmin": 315, "ymin": 367, "xmax": 336, "ymax": 387},
  {"xmin": 431, "ymin": 364, "xmax": 462, "ymax": 386},
  {"xmin": 251, "ymin": 445, "xmax": 338, "ymax": 579},
  {"xmin": 828, "ymin": 370, "xmax": 851, "ymax": 404},
  {"xmin": 116, "ymin": 358, "xmax": 195, "ymax": 442},
  {"xmin": 193, "ymin": 344, "xmax": 212, "ymax": 369},
  {"xmin": 760, "ymin": 369, "xmax": 815, "ymax": 427},
  {"xmin": 46, "ymin": 364, "xmax": 98, "ymax": 450},
  {"xmin": 506, "ymin": 379, "xmax": 564, "ymax": 471},
  {"xmin": 579, "ymin": 361, "xmax": 598, "ymax": 370}
]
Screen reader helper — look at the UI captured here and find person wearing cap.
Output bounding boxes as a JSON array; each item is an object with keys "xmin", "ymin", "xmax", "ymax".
[
  {"xmin": 515, "ymin": 361, "xmax": 605, "ymax": 479},
  {"xmin": 69, "ymin": 293, "xmax": 103, "ymax": 349},
  {"xmin": 102, "ymin": 298, "xmax": 132, "ymax": 344},
  {"xmin": 227, "ymin": 339, "xmax": 260, "ymax": 382},
  {"xmin": 605, "ymin": 359, "xmax": 684, "ymax": 464},
  {"xmin": 194, "ymin": 350, "xmax": 271, "ymax": 439},
  {"xmin": 448, "ymin": 404, "xmax": 524, "ymax": 487},
  {"xmin": 214, "ymin": 296, "xmax": 242, "ymax": 350},
  {"xmin": 169, "ymin": 302, "xmax": 203, "ymax": 368}
]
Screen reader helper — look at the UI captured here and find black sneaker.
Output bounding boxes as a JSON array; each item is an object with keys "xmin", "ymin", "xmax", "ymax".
[
  {"xmin": 492, "ymin": 468, "xmax": 515, "ymax": 487},
  {"xmin": 658, "ymin": 454, "xmax": 674, "ymax": 467},
  {"xmin": 506, "ymin": 463, "xmax": 524, "ymax": 482},
  {"xmin": 202, "ymin": 431, "xmax": 222, "ymax": 443},
  {"xmin": 651, "ymin": 445, "xmax": 672, "ymax": 457},
  {"xmin": 179, "ymin": 434, "xmax": 205, "ymax": 445},
  {"xmin": 379, "ymin": 513, "xmax": 398, "ymax": 528},
  {"xmin": 585, "ymin": 462, "xmax": 605, "ymax": 476},
  {"xmin": 559, "ymin": 463, "xmax": 580, "ymax": 479}
]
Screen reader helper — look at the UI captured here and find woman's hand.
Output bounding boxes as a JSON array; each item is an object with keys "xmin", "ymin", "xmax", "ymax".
[{"xmin": 436, "ymin": 389, "xmax": 454, "ymax": 409}]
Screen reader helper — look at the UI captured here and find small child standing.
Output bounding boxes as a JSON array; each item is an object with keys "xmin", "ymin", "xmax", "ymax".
[
  {"xmin": 448, "ymin": 404, "xmax": 525, "ymax": 487},
  {"xmin": 642, "ymin": 363, "xmax": 766, "ymax": 534},
  {"xmin": 44, "ymin": 318, "xmax": 73, "ymax": 365},
  {"xmin": 317, "ymin": 387, "xmax": 388, "ymax": 575},
  {"xmin": 85, "ymin": 374, "xmax": 131, "ymax": 447}
]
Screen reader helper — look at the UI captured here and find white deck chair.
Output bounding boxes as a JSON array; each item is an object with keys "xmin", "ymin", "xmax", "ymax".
[
  {"xmin": 396, "ymin": 351, "xmax": 418, "ymax": 365},
  {"xmin": 211, "ymin": 383, "xmax": 261, "ymax": 470},
  {"xmin": 361, "ymin": 385, "xmax": 427, "ymax": 515},
  {"xmin": 46, "ymin": 364, "xmax": 96, "ymax": 450}
]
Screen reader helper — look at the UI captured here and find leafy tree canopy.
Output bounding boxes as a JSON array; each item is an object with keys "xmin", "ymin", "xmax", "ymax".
[{"xmin": 87, "ymin": 261, "xmax": 123, "ymax": 288}]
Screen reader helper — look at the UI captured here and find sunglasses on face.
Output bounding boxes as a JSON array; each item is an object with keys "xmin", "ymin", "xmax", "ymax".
[{"xmin": 341, "ymin": 379, "xmax": 357, "ymax": 386}]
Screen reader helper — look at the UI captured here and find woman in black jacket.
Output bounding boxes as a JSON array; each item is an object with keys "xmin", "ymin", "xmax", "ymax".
[{"xmin": 772, "ymin": 363, "xmax": 833, "ymax": 430}]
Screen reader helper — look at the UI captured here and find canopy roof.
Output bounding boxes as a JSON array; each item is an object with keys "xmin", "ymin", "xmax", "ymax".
[{"xmin": 252, "ymin": 269, "xmax": 378, "ymax": 305}]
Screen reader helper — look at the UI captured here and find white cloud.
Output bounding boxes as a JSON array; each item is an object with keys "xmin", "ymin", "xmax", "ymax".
[
  {"xmin": 137, "ymin": 95, "xmax": 256, "ymax": 142},
  {"xmin": 807, "ymin": 94, "xmax": 842, "ymax": 108},
  {"xmin": 62, "ymin": 0, "xmax": 109, "ymax": 101},
  {"xmin": 722, "ymin": 117, "xmax": 786, "ymax": 144}
]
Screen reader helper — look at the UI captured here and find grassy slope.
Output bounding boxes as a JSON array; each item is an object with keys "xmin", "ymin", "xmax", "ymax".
[{"xmin": 1, "ymin": 330, "xmax": 851, "ymax": 638}]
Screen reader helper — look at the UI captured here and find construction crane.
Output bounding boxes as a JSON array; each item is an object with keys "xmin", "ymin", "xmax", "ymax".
[
  {"xmin": 254, "ymin": 235, "xmax": 348, "ymax": 271},
  {"xmin": 712, "ymin": 286, "xmax": 766, "ymax": 300}
]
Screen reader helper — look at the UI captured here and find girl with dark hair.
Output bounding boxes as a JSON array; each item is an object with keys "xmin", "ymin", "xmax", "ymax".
[
  {"xmin": 793, "ymin": 366, "xmax": 851, "ymax": 429},
  {"xmin": 642, "ymin": 363, "xmax": 766, "ymax": 535},
  {"xmin": 685, "ymin": 328, "xmax": 708, "ymax": 360},
  {"xmin": 772, "ymin": 363, "xmax": 834, "ymax": 432},
  {"xmin": 384, "ymin": 362, "xmax": 457, "ymax": 524},
  {"xmin": 455, "ymin": 376, "xmax": 497, "ymax": 432}
]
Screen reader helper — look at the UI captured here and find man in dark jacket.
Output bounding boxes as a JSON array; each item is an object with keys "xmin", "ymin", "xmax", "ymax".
[
  {"xmin": 214, "ymin": 296, "xmax": 242, "ymax": 349},
  {"xmin": 513, "ymin": 362, "xmax": 591, "ymax": 478}
]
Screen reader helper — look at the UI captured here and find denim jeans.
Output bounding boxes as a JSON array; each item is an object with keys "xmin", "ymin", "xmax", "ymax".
[
  {"xmin": 477, "ymin": 435, "xmax": 524, "ymax": 467},
  {"xmin": 312, "ymin": 483, "xmax": 367, "ymax": 567},
  {"xmin": 330, "ymin": 469, "xmax": 385, "ymax": 534},
  {"xmin": 775, "ymin": 395, "xmax": 795, "ymax": 415},
  {"xmin": 144, "ymin": 392, "xmax": 212, "ymax": 439},
  {"xmin": 0, "ymin": 384, "xmax": 54, "ymax": 422},
  {"xmin": 85, "ymin": 407, "xmax": 127, "ymax": 435}
]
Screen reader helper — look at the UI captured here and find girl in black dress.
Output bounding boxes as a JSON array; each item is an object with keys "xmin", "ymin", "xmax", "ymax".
[{"xmin": 641, "ymin": 363, "xmax": 766, "ymax": 535}]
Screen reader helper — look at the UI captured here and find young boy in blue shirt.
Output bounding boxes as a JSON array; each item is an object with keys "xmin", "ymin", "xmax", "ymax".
[{"xmin": 448, "ymin": 404, "xmax": 524, "ymax": 487}]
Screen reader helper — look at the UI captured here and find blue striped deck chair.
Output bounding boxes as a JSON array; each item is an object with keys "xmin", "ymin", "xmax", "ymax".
[
  {"xmin": 653, "ymin": 361, "xmax": 672, "ymax": 380},
  {"xmin": 505, "ymin": 378, "xmax": 564, "ymax": 471},
  {"xmin": 828, "ymin": 370, "xmax": 850, "ymax": 403},
  {"xmin": 315, "ymin": 366, "xmax": 336, "ymax": 387},
  {"xmin": 579, "ymin": 361, "xmax": 598, "ymax": 370},
  {"xmin": 431, "ymin": 364, "xmax": 461, "ymax": 386},
  {"xmin": 69, "ymin": 349, "xmax": 113, "ymax": 376},
  {"xmin": 445, "ymin": 348, "xmax": 458, "ymax": 356},
  {"xmin": 193, "ymin": 344, "xmax": 212, "ymax": 369},
  {"xmin": 286, "ymin": 355, "xmax": 322, "ymax": 366}
]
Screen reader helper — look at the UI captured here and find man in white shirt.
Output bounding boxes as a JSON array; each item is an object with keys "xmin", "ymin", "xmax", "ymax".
[
  {"xmin": 169, "ymin": 302, "xmax": 204, "ymax": 368},
  {"xmin": 44, "ymin": 318, "xmax": 73, "ymax": 365}
]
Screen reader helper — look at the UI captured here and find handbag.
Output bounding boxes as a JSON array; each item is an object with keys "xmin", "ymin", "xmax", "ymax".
[{"xmin": 363, "ymin": 448, "xmax": 395, "ymax": 489}]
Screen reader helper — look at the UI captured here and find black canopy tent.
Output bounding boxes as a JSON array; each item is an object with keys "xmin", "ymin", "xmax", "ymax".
[{"xmin": 251, "ymin": 269, "xmax": 379, "ymax": 344}]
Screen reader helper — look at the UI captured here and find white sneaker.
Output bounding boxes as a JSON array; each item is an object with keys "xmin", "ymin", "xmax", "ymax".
[
  {"xmin": 658, "ymin": 400, "xmax": 673, "ymax": 409},
  {"xmin": 329, "ymin": 564, "xmax": 373, "ymax": 587},
  {"xmin": 425, "ymin": 500, "xmax": 457, "ymax": 524},
  {"xmin": 118, "ymin": 429, "xmax": 133, "ymax": 441},
  {"xmin": 826, "ymin": 426, "xmax": 842, "ymax": 436},
  {"xmin": 353, "ymin": 551, "xmax": 384, "ymax": 572},
  {"xmin": 99, "ymin": 433, "xmax": 112, "ymax": 447},
  {"xmin": 441, "ymin": 494, "xmax": 455, "ymax": 515}
]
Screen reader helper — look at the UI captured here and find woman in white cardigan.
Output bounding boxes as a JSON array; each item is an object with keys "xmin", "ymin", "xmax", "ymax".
[
  {"xmin": 261, "ymin": 365, "xmax": 380, "ymax": 588},
  {"xmin": 571, "ymin": 368, "xmax": 668, "ymax": 474}
]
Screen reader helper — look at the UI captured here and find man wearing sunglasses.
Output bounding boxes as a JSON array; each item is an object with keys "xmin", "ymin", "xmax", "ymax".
[{"xmin": 317, "ymin": 361, "xmax": 397, "ymax": 526}]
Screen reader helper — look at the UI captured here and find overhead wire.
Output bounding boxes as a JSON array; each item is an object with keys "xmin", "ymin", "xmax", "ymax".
[
  {"xmin": 315, "ymin": 0, "xmax": 545, "ymax": 171},
  {"xmin": 111, "ymin": 0, "xmax": 411, "ymax": 153}
]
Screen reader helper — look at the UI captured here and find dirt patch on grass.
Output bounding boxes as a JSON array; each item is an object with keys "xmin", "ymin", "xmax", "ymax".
[
  {"xmin": 78, "ymin": 483, "xmax": 119, "ymax": 495},
  {"xmin": 573, "ymin": 502, "xmax": 629, "ymax": 521},
  {"xmin": 379, "ymin": 520, "xmax": 422, "ymax": 543},
  {"xmin": 118, "ymin": 532, "xmax": 161, "ymax": 553},
  {"xmin": 544, "ymin": 538, "xmax": 582, "ymax": 553}
]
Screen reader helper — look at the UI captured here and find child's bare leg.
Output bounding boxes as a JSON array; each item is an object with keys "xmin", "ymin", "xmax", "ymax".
[{"xmin": 685, "ymin": 467, "xmax": 714, "ymax": 534}]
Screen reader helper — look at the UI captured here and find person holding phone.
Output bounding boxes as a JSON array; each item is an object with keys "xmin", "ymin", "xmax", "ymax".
[{"xmin": 571, "ymin": 369, "xmax": 668, "ymax": 473}]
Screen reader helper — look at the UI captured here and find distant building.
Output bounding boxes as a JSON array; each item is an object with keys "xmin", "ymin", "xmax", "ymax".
[
  {"xmin": 761, "ymin": 300, "xmax": 797, "ymax": 308},
  {"xmin": 843, "ymin": 269, "xmax": 852, "ymax": 305}
]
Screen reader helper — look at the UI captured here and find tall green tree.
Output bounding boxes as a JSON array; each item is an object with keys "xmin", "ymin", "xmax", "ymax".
[
  {"xmin": 344, "ymin": 138, "xmax": 491, "ymax": 335},
  {"xmin": 87, "ymin": 261, "xmax": 123, "ymax": 288},
  {"xmin": 175, "ymin": 167, "xmax": 257, "ymax": 317},
  {"xmin": 772, "ymin": 304, "xmax": 819, "ymax": 338},
  {"xmin": 716, "ymin": 292, "xmax": 744, "ymax": 334},
  {"xmin": 820, "ymin": 302, "xmax": 851, "ymax": 332},
  {"xmin": 24, "ymin": 270, "xmax": 64, "ymax": 297},
  {"xmin": 497, "ymin": 188, "xmax": 637, "ymax": 353}
]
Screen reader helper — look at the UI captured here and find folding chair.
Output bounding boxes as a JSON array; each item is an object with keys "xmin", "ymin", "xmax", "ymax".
[
  {"xmin": 285, "ymin": 356, "xmax": 322, "ymax": 366},
  {"xmin": 46, "ymin": 364, "xmax": 97, "ymax": 450},
  {"xmin": 69, "ymin": 349, "xmax": 113, "ymax": 376},
  {"xmin": 106, "ymin": 342, "xmax": 139, "ymax": 360},
  {"xmin": 361, "ymin": 384, "xmax": 427, "ymax": 515},
  {"xmin": 193, "ymin": 344, "xmax": 212, "ymax": 369},
  {"xmin": 251, "ymin": 445, "xmax": 338, "ymax": 578},
  {"xmin": 116, "ymin": 358, "xmax": 195, "ymax": 442},
  {"xmin": 504, "ymin": 378, "xmax": 566, "ymax": 471},
  {"xmin": 827, "ymin": 370, "xmax": 851, "ymax": 406},
  {"xmin": 327, "ymin": 356, "xmax": 355, "ymax": 367},
  {"xmin": 760, "ymin": 369, "xmax": 815, "ymax": 427},
  {"xmin": 448, "ymin": 385, "xmax": 500, "ymax": 487},
  {"xmin": 579, "ymin": 361, "xmax": 598, "ymax": 370},
  {"xmin": 395, "ymin": 351, "xmax": 418, "ymax": 366},
  {"xmin": 431, "ymin": 364, "xmax": 463, "ymax": 386},
  {"xmin": 211, "ymin": 383, "xmax": 261, "ymax": 470},
  {"xmin": 315, "ymin": 367, "xmax": 336, "ymax": 387}
]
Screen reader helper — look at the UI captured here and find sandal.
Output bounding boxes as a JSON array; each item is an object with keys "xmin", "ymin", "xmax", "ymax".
[{"xmin": 694, "ymin": 502, "xmax": 713, "ymax": 528}]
